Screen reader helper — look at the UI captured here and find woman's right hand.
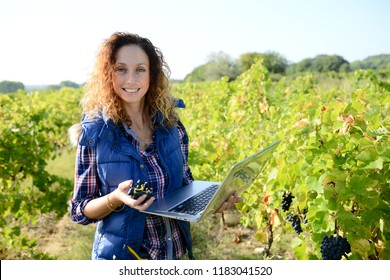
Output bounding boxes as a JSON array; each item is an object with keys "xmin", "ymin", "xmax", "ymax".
[
  {"xmin": 116, "ymin": 179, "xmax": 155, "ymax": 211},
  {"xmin": 83, "ymin": 179, "xmax": 155, "ymax": 220}
]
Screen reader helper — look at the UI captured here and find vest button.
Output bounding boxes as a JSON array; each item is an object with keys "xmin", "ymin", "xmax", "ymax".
[
  {"xmin": 89, "ymin": 139, "xmax": 94, "ymax": 145},
  {"xmin": 104, "ymin": 133, "xmax": 109, "ymax": 138},
  {"xmin": 140, "ymin": 164, "xmax": 145, "ymax": 169}
]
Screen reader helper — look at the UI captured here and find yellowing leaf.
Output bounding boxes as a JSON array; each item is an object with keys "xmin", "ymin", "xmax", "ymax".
[{"xmin": 362, "ymin": 158, "xmax": 383, "ymax": 170}]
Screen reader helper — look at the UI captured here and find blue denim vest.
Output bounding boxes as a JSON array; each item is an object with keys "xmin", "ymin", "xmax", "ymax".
[{"xmin": 79, "ymin": 107, "xmax": 193, "ymax": 260}]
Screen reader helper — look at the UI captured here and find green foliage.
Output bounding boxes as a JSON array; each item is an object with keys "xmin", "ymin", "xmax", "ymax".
[
  {"xmin": 286, "ymin": 54, "xmax": 350, "ymax": 74},
  {"xmin": 175, "ymin": 61, "xmax": 389, "ymax": 260},
  {"xmin": 59, "ymin": 80, "xmax": 80, "ymax": 88},
  {"xmin": 236, "ymin": 52, "xmax": 263, "ymax": 73},
  {"xmin": 186, "ymin": 51, "xmax": 288, "ymax": 82},
  {"xmin": 184, "ymin": 52, "xmax": 389, "ymax": 83},
  {"xmin": 47, "ymin": 80, "xmax": 81, "ymax": 90},
  {"xmin": 185, "ymin": 52, "xmax": 239, "ymax": 82},
  {"xmin": 350, "ymin": 54, "xmax": 390, "ymax": 71},
  {"xmin": 0, "ymin": 88, "xmax": 83, "ymax": 258},
  {"xmin": 237, "ymin": 52, "xmax": 288, "ymax": 74},
  {"xmin": 0, "ymin": 80, "xmax": 25, "ymax": 93},
  {"xmin": 184, "ymin": 64, "xmax": 208, "ymax": 82}
]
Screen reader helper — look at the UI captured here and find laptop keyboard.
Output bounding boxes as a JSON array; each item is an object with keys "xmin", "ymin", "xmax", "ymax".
[{"xmin": 168, "ymin": 184, "xmax": 219, "ymax": 215}]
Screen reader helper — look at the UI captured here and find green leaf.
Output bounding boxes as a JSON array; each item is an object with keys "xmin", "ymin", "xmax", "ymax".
[
  {"xmin": 291, "ymin": 236, "xmax": 308, "ymax": 260},
  {"xmin": 348, "ymin": 174, "xmax": 367, "ymax": 195},
  {"xmin": 327, "ymin": 197, "xmax": 337, "ymax": 210},
  {"xmin": 337, "ymin": 211, "xmax": 361, "ymax": 235},
  {"xmin": 266, "ymin": 167, "xmax": 278, "ymax": 183},
  {"xmin": 305, "ymin": 176, "xmax": 321, "ymax": 192},
  {"xmin": 362, "ymin": 158, "xmax": 383, "ymax": 170},
  {"xmin": 356, "ymin": 151, "xmax": 374, "ymax": 162},
  {"xmin": 351, "ymin": 239, "xmax": 371, "ymax": 259},
  {"xmin": 360, "ymin": 191, "xmax": 380, "ymax": 210}
]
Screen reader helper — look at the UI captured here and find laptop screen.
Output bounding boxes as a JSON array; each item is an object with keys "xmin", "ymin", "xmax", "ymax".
[{"xmin": 203, "ymin": 140, "xmax": 280, "ymax": 215}]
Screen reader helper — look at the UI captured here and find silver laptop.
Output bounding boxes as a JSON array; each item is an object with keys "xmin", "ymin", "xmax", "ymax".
[{"xmin": 141, "ymin": 140, "xmax": 280, "ymax": 222}]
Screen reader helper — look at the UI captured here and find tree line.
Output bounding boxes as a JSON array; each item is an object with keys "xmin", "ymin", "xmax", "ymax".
[
  {"xmin": 0, "ymin": 80, "xmax": 80, "ymax": 94},
  {"xmin": 184, "ymin": 53, "xmax": 390, "ymax": 82}
]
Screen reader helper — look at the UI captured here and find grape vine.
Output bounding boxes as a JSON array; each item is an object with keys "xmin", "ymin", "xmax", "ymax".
[
  {"xmin": 0, "ymin": 88, "xmax": 83, "ymax": 259},
  {"xmin": 175, "ymin": 63, "xmax": 389, "ymax": 260}
]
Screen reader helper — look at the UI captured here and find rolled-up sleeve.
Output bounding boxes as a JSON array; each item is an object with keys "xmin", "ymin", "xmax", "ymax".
[{"xmin": 70, "ymin": 145, "xmax": 100, "ymax": 225}]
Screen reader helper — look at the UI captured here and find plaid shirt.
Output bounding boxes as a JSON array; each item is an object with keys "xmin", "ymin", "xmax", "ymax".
[{"xmin": 71, "ymin": 122, "xmax": 193, "ymax": 260}]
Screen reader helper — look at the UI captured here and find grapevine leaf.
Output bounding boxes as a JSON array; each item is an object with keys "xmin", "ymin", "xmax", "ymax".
[
  {"xmin": 360, "ymin": 191, "xmax": 380, "ymax": 210},
  {"xmin": 306, "ymin": 176, "xmax": 321, "ymax": 192},
  {"xmin": 356, "ymin": 150, "xmax": 374, "ymax": 162},
  {"xmin": 362, "ymin": 158, "xmax": 383, "ymax": 170},
  {"xmin": 327, "ymin": 197, "xmax": 337, "ymax": 211},
  {"xmin": 266, "ymin": 167, "xmax": 278, "ymax": 183},
  {"xmin": 352, "ymin": 239, "xmax": 371, "ymax": 259},
  {"xmin": 291, "ymin": 236, "xmax": 308, "ymax": 260}
]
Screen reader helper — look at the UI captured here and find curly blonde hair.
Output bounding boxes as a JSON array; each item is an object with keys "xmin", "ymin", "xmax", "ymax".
[{"xmin": 81, "ymin": 32, "xmax": 179, "ymax": 127}]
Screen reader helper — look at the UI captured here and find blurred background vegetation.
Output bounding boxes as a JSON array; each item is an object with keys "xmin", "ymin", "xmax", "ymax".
[{"xmin": 1, "ymin": 52, "xmax": 389, "ymax": 93}]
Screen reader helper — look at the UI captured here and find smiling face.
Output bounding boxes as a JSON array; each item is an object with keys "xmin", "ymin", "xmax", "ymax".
[{"xmin": 112, "ymin": 44, "xmax": 150, "ymax": 110}]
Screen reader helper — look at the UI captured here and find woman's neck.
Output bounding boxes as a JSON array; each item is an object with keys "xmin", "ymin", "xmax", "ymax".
[
  {"xmin": 123, "ymin": 102, "xmax": 152, "ymax": 150},
  {"xmin": 123, "ymin": 101, "xmax": 146, "ymax": 126}
]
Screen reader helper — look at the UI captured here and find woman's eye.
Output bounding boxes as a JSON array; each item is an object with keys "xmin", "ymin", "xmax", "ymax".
[
  {"xmin": 137, "ymin": 67, "xmax": 146, "ymax": 72},
  {"xmin": 116, "ymin": 67, "xmax": 127, "ymax": 73}
]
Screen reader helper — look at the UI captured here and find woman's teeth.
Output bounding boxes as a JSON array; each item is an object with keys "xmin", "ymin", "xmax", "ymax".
[{"xmin": 124, "ymin": 88, "xmax": 139, "ymax": 93}]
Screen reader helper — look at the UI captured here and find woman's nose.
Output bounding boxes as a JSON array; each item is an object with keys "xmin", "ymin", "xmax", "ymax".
[{"xmin": 125, "ymin": 70, "xmax": 137, "ymax": 83}]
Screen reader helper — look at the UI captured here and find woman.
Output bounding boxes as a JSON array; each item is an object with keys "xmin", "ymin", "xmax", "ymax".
[{"xmin": 69, "ymin": 32, "xmax": 238, "ymax": 260}]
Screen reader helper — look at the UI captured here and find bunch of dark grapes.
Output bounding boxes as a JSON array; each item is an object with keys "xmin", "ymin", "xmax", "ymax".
[
  {"xmin": 281, "ymin": 191, "xmax": 294, "ymax": 212},
  {"xmin": 320, "ymin": 235, "xmax": 351, "ymax": 260},
  {"xmin": 128, "ymin": 180, "xmax": 153, "ymax": 204},
  {"xmin": 286, "ymin": 214, "xmax": 303, "ymax": 235}
]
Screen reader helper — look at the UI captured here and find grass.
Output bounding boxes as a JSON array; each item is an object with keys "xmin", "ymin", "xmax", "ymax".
[
  {"xmin": 191, "ymin": 213, "xmax": 265, "ymax": 260},
  {"xmin": 46, "ymin": 148, "xmax": 76, "ymax": 180}
]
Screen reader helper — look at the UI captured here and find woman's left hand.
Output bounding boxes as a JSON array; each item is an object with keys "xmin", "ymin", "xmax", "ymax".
[{"xmin": 215, "ymin": 191, "xmax": 243, "ymax": 213}]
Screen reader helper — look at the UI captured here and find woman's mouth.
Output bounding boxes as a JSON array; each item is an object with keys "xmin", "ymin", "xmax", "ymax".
[{"xmin": 123, "ymin": 88, "xmax": 140, "ymax": 93}]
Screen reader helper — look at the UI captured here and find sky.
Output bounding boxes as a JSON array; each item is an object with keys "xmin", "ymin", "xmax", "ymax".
[{"xmin": 0, "ymin": 0, "xmax": 389, "ymax": 85}]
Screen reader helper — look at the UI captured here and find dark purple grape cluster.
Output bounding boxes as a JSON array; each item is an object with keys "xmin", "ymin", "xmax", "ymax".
[
  {"xmin": 320, "ymin": 235, "xmax": 351, "ymax": 260},
  {"xmin": 281, "ymin": 191, "xmax": 294, "ymax": 212},
  {"xmin": 286, "ymin": 214, "xmax": 303, "ymax": 235},
  {"xmin": 128, "ymin": 180, "xmax": 153, "ymax": 204}
]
